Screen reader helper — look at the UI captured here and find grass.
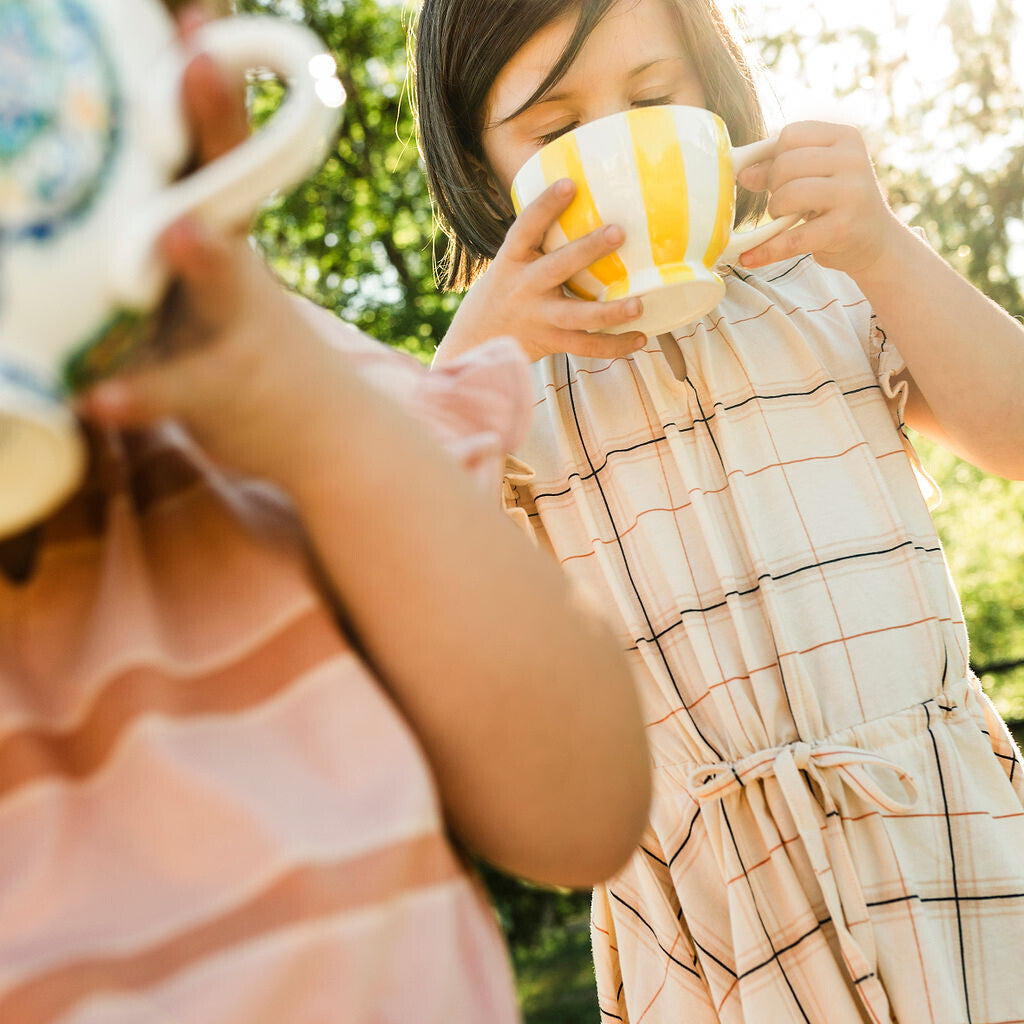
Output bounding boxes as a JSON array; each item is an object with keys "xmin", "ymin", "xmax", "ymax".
[{"xmin": 514, "ymin": 917, "xmax": 600, "ymax": 1024}]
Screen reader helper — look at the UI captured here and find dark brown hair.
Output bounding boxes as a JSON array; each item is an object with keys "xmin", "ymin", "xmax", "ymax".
[{"xmin": 412, "ymin": 0, "xmax": 768, "ymax": 290}]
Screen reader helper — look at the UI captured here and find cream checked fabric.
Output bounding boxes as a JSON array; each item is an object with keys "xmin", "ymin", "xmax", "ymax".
[{"xmin": 504, "ymin": 254, "xmax": 1024, "ymax": 1024}]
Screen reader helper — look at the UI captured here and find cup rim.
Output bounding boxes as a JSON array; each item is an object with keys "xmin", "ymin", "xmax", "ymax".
[{"xmin": 510, "ymin": 103, "xmax": 725, "ymax": 201}]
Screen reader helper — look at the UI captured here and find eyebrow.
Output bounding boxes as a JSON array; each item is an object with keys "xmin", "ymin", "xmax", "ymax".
[{"xmin": 496, "ymin": 56, "xmax": 683, "ymax": 126}]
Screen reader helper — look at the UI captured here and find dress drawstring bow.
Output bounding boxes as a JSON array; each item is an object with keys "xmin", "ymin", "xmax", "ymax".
[{"xmin": 687, "ymin": 741, "xmax": 918, "ymax": 1023}]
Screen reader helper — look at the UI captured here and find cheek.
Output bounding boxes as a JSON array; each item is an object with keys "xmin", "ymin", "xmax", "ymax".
[
  {"xmin": 491, "ymin": 160, "xmax": 518, "ymax": 200},
  {"xmin": 481, "ymin": 132, "xmax": 524, "ymax": 199},
  {"xmin": 681, "ymin": 73, "xmax": 707, "ymax": 110}
]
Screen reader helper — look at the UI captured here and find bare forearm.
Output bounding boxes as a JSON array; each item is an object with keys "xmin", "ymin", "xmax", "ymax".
[
  {"xmin": 282, "ymin": 354, "xmax": 649, "ymax": 887},
  {"xmin": 853, "ymin": 222, "xmax": 1024, "ymax": 478},
  {"xmin": 431, "ymin": 325, "xmax": 486, "ymax": 368},
  {"xmin": 432, "ymin": 280, "xmax": 517, "ymax": 369}
]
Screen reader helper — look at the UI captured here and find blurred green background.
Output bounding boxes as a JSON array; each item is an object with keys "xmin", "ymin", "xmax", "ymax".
[{"xmin": 236, "ymin": 1, "xmax": 1024, "ymax": 1019}]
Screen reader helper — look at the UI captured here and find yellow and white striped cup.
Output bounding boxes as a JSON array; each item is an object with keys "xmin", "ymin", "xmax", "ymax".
[{"xmin": 511, "ymin": 105, "xmax": 799, "ymax": 336}]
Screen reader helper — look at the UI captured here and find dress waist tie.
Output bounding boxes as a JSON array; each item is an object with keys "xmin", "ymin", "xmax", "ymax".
[{"xmin": 686, "ymin": 741, "xmax": 918, "ymax": 1023}]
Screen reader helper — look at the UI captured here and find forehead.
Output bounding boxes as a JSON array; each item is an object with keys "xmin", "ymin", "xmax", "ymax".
[{"xmin": 486, "ymin": 0, "xmax": 687, "ymax": 121}]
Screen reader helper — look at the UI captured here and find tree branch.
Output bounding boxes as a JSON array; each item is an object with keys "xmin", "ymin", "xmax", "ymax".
[{"xmin": 971, "ymin": 656, "xmax": 1024, "ymax": 677}]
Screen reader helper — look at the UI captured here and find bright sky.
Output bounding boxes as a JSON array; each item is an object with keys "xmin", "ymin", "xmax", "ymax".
[
  {"xmin": 738, "ymin": 0, "xmax": 1024, "ymax": 274},
  {"xmin": 740, "ymin": 0, "xmax": 1023, "ymax": 129}
]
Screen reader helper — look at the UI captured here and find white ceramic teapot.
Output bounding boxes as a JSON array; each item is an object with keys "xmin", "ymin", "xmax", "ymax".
[{"xmin": 0, "ymin": 0, "xmax": 343, "ymax": 537}]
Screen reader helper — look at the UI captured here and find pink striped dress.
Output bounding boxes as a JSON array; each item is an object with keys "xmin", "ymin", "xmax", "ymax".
[{"xmin": 0, "ymin": 333, "xmax": 529, "ymax": 1023}]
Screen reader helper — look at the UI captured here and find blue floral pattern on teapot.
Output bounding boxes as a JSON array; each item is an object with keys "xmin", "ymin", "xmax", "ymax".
[{"xmin": 0, "ymin": 0, "xmax": 119, "ymax": 241}]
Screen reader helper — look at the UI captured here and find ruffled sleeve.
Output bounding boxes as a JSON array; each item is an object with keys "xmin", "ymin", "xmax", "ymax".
[
  {"xmin": 866, "ymin": 312, "xmax": 910, "ymax": 423},
  {"xmin": 413, "ymin": 337, "xmax": 533, "ymax": 491},
  {"xmin": 294, "ymin": 299, "xmax": 533, "ymax": 495},
  {"xmin": 502, "ymin": 453, "xmax": 538, "ymax": 544},
  {"xmin": 866, "ymin": 310, "xmax": 942, "ymax": 510}
]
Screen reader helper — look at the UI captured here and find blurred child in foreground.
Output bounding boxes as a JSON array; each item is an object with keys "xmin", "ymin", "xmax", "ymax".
[{"xmin": 0, "ymin": 5, "xmax": 650, "ymax": 1020}]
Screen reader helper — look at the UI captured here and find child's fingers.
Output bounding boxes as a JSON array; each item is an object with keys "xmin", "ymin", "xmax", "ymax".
[
  {"xmin": 768, "ymin": 147, "xmax": 838, "ymax": 189},
  {"xmin": 738, "ymin": 146, "xmax": 836, "ymax": 193},
  {"xmin": 183, "ymin": 52, "xmax": 250, "ymax": 164},
  {"xmin": 177, "ymin": 2, "xmax": 249, "ymax": 164},
  {"xmin": 503, "ymin": 179, "xmax": 577, "ymax": 262},
  {"xmin": 740, "ymin": 122, "xmax": 862, "ymax": 192},
  {"xmin": 75, "ymin": 223, "xmax": 248, "ymax": 425},
  {"xmin": 75, "ymin": 352, "xmax": 203, "ymax": 429},
  {"xmin": 76, "ymin": 377, "xmax": 164, "ymax": 429},
  {"xmin": 176, "ymin": 3, "xmax": 209, "ymax": 41},
  {"xmin": 548, "ymin": 329, "xmax": 648, "ymax": 360},
  {"xmin": 765, "ymin": 177, "xmax": 833, "ymax": 220},
  {"xmin": 736, "ymin": 160, "xmax": 771, "ymax": 192},
  {"xmin": 739, "ymin": 217, "xmax": 826, "ymax": 269},
  {"xmin": 546, "ymin": 293, "xmax": 644, "ymax": 332},
  {"xmin": 776, "ymin": 120, "xmax": 852, "ymax": 152},
  {"xmin": 532, "ymin": 224, "xmax": 627, "ymax": 291}
]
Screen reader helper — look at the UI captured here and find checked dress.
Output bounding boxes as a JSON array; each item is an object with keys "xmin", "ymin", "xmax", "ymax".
[{"xmin": 503, "ymin": 254, "xmax": 1024, "ymax": 1023}]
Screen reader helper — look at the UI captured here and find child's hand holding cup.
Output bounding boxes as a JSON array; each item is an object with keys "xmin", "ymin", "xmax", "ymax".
[
  {"xmin": 511, "ymin": 105, "xmax": 801, "ymax": 339},
  {"xmin": 0, "ymin": 0, "xmax": 343, "ymax": 539}
]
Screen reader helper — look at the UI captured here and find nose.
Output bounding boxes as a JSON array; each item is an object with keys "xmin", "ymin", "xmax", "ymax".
[
  {"xmin": 585, "ymin": 100, "xmax": 633, "ymax": 125},
  {"xmin": 578, "ymin": 85, "xmax": 636, "ymax": 127}
]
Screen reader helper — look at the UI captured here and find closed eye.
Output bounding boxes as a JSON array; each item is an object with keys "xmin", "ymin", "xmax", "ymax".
[
  {"xmin": 538, "ymin": 122, "xmax": 579, "ymax": 147},
  {"xmin": 536, "ymin": 97, "xmax": 674, "ymax": 147}
]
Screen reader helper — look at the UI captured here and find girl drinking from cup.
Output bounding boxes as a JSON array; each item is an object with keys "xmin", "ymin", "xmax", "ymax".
[{"xmin": 413, "ymin": 0, "xmax": 1024, "ymax": 1020}]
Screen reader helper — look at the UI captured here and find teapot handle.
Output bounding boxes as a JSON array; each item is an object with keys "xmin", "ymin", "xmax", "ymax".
[{"xmin": 112, "ymin": 15, "xmax": 342, "ymax": 308}]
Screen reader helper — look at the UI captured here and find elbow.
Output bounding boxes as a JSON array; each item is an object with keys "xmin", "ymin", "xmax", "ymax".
[
  {"xmin": 940, "ymin": 420, "xmax": 1024, "ymax": 481},
  {"xmin": 562, "ymin": 759, "xmax": 652, "ymax": 888},
  {"xmin": 492, "ymin": 759, "xmax": 651, "ymax": 891},
  {"xmin": 505, "ymin": 701, "xmax": 653, "ymax": 890},
  {"xmin": 580, "ymin": 733, "xmax": 653, "ymax": 885},
  {"xmin": 966, "ymin": 448, "xmax": 1024, "ymax": 481},
  {"xmin": 995, "ymin": 453, "xmax": 1024, "ymax": 481},
  {"xmin": 542, "ymin": 660, "xmax": 653, "ymax": 888},
  {"xmin": 450, "ymin": 639, "xmax": 653, "ymax": 890}
]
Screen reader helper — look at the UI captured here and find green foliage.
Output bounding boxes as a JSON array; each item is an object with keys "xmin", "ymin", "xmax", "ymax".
[
  {"xmin": 886, "ymin": 0, "xmax": 1024, "ymax": 316},
  {"xmin": 238, "ymin": 0, "xmax": 457, "ymax": 360},
  {"xmin": 476, "ymin": 862, "xmax": 592, "ymax": 949},
  {"xmin": 512, "ymin": 915, "xmax": 600, "ymax": 1024},
  {"xmin": 915, "ymin": 433, "xmax": 1024, "ymax": 715}
]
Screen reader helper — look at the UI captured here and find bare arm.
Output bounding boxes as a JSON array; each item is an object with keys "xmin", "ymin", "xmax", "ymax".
[
  {"xmin": 739, "ymin": 121, "xmax": 1024, "ymax": 480},
  {"xmin": 79, "ymin": 36, "xmax": 651, "ymax": 888},
  {"xmin": 80, "ymin": 236, "xmax": 651, "ymax": 890},
  {"xmin": 283, "ymin": 321, "xmax": 652, "ymax": 887},
  {"xmin": 853, "ymin": 224, "xmax": 1024, "ymax": 479}
]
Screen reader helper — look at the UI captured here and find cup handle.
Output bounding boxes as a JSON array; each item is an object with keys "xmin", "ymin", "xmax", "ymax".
[
  {"xmin": 718, "ymin": 135, "xmax": 801, "ymax": 266},
  {"xmin": 111, "ymin": 15, "xmax": 342, "ymax": 309}
]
